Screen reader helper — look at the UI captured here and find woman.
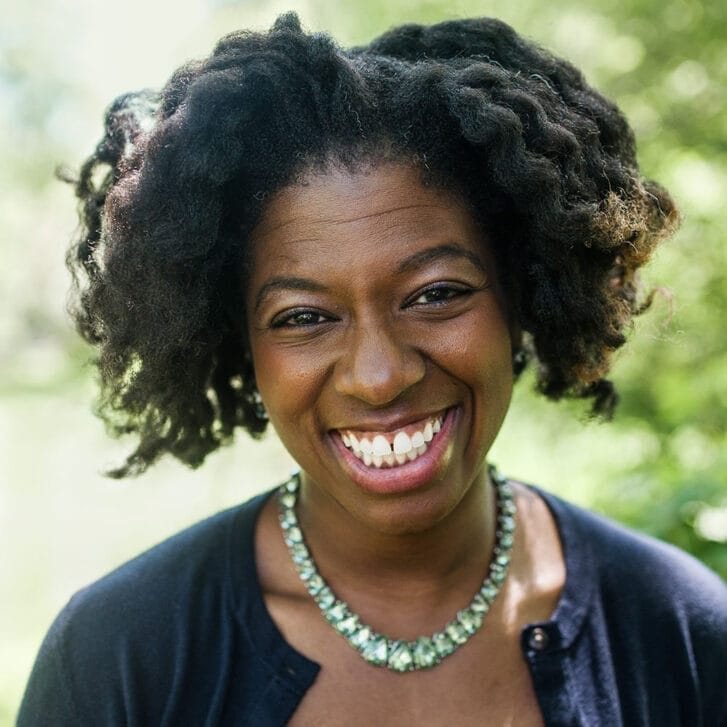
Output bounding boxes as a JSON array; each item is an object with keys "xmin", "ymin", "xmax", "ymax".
[{"xmin": 19, "ymin": 13, "xmax": 726, "ymax": 726}]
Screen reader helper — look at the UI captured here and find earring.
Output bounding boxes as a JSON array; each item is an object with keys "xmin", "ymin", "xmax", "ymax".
[
  {"xmin": 512, "ymin": 349, "xmax": 527, "ymax": 375},
  {"xmin": 252, "ymin": 391, "xmax": 269, "ymax": 421}
]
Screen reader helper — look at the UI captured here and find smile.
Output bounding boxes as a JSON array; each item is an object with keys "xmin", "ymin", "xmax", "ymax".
[
  {"xmin": 338, "ymin": 414, "xmax": 444, "ymax": 469},
  {"xmin": 330, "ymin": 407, "xmax": 458, "ymax": 496}
]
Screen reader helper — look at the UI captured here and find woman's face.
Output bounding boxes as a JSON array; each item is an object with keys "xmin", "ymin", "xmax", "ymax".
[{"xmin": 246, "ymin": 162, "xmax": 516, "ymax": 534}]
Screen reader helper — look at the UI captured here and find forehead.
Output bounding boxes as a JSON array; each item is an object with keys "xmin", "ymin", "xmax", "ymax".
[{"xmin": 248, "ymin": 163, "xmax": 487, "ymax": 281}]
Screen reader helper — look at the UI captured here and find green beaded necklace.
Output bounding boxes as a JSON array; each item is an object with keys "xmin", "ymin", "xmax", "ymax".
[{"xmin": 277, "ymin": 465, "xmax": 516, "ymax": 673}]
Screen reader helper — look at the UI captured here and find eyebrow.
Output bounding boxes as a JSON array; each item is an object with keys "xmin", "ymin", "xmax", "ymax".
[
  {"xmin": 254, "ymin": 277, "xmax": 328, "ymax": 313},
  {"xmin": 395, "ymin": 243, "xmax": 487, "ymax": 277},
  {"xmin": 253, "ymin": 243, "xmax": 487, "ymax": 313}
]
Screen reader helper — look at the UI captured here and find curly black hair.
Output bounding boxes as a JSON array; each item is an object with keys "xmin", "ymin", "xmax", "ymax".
[{"xmin": 66, "ymin": 12, "xmax": 678, "ymax": 477}]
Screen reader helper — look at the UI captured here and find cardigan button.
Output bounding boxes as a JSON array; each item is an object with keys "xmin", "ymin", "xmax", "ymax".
[{"xmin": 528, "ymin": 627, "xmax": 550, "ymax": 651}]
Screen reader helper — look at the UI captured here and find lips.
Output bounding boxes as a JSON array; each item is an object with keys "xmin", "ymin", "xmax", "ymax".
[{"xmin": 329, "ymin": 407, "xmax": 458, "ymax": 495}]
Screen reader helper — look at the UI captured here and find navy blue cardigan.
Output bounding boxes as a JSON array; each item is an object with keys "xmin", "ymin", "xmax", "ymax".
[{"xmin": 18, "ymin": 487, "xmax": 727, "ymax": 726}]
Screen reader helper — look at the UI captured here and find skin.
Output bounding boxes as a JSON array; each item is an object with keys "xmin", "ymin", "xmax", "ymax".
[{"xmin": 246, "ymin": 162, "xmax": 566, "ymax": 725}]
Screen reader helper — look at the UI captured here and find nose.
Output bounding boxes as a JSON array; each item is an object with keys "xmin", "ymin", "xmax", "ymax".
[{"xmin": 334, "ymin": 321, "xmax": 426, "ymax": 406}]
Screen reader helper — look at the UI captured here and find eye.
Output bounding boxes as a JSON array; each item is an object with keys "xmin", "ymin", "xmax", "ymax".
[
  {"xmin": 408, "ymin": 283, "xmax": 474, "ymax": 307},
  {"xmin": 270, "ymin": 309, "xmax": 332, "ymax": 328}
]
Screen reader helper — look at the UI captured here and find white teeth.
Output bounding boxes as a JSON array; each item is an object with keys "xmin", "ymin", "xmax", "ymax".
[
  {"xmin": 372, "ymin": 435, "xmax": 391, "ymax": 456},
  {"xmin": 423, "ymin": 422, "xmax": 433, "ymax": 442},
  {"xmin": 340, "ymin": 411, "xmax": 448, "ymax": 469},
  {"xmin": 393, "ymin": 431, "xmax": 412, "ymax": 455}
]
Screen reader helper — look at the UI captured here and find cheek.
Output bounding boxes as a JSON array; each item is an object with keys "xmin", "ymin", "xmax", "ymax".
[
  {"xmin": 433, "ymin": 306, "xmax": 513, "ymax": 383},
  {"xmin": 460, "ymin": 313, "xmax": 514, "ymax": 447},
  {"xmin": 249, "ymin": 337, "xmax": 328, "ymax": 419}
]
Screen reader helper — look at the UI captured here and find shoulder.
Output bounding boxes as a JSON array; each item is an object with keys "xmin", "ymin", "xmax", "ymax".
[
  {"xmin": 540, "ymin": 488, "xmax": 727, "ymax": 723},
  {"xmin": 18, "ymin": 490, "xmax": 272, "ymax": 725},
  {"xmin": 542, "ymin": 489, "xmax": 727, "ymax": 618},
  {"xmin": 67, "ymin": 490, "xmax": 269, "ymax": 624},
  {"xmin": 538, "ymin": 488, "xmax": 727, "ymax": 712}
]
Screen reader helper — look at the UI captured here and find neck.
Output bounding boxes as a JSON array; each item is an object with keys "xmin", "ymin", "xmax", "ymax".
[{"xmin": 295, "ymin": 466, "xmax": 497, "ymax": 603}]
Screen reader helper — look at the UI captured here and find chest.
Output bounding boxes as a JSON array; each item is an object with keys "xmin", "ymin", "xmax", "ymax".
[
  {"xmin": 291, "ymin": 669, "xmax": 543, "ymax": 726},
  {"xmin": 281, "ymin": 604, "xmax": 544, "ymax": 727}
]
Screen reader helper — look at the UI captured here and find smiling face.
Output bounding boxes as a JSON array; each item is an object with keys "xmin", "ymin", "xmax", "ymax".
[{"xmin": 246, "ymin": 162, "xmax": 516, "ymax": 534}]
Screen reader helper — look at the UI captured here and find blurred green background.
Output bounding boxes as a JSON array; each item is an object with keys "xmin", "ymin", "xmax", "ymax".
[{"xmin": 2, "ymin": 0, "xmax": 725, "ymax": 720}]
